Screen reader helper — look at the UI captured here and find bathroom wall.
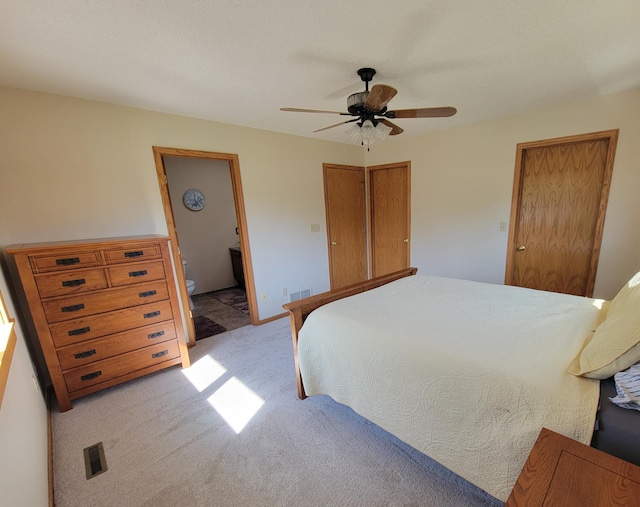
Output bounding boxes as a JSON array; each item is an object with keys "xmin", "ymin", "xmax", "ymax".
[{"xmin": 164, "ymin": 156, "xmax": 238, "ymax": 293}]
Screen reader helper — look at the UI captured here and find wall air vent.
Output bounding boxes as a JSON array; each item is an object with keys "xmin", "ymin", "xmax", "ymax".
[{"xmin": 290, "ymin": 288, "xmax": 312, "ymax": 302}]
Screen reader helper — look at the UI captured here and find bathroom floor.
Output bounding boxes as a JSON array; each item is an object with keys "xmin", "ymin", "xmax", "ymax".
[{"xmin": 191, "ymin": 286, "xmax": 250, "ymax": 332}]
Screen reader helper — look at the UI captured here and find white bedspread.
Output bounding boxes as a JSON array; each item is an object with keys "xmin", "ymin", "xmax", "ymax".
[{"xmin": 298, "ymin": 275, "xmax": 605, "ymax": 501}]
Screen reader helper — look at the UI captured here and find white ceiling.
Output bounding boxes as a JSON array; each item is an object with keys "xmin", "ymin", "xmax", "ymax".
[{"xmin": 2, "ymin": 1, "xmax": 639, "ymax": 144}]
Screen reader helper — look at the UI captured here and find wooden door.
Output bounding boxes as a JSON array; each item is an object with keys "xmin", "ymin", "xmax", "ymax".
[
  {"xmin": 505, "ymin": 130, "xmax": 618, "ymax": 297},
  {"xmin": 369, "ymin": 162, "xmax": 411, "ymax": 277},
  {"xmin": 323, "ymin": 164, "xmax": 367, "ymax": 289}
]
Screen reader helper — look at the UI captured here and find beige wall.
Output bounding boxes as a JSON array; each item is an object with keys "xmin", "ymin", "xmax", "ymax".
[
  {"xmin": 0, "ymin": 86, "xmax": 363, "ymax": 317},
  {"xmin": 0, "ymin": 266, "xmax": 49, "ymax": 506},
  {"xmin": 165, "ymin": 157, "xmax": 238, "ymax": 293},
  {"xmin": 368, "ymin": 86, "xmax": 640, "ymax": 300}
]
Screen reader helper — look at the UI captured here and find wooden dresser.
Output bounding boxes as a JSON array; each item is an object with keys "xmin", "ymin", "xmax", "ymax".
[
  {"xmin": 506, "ymin": 427, "xmax": 640, "ymax": 506},
  {"xmin": 6, "ymin": 235, "xmax": 190, "ymax": 411}
]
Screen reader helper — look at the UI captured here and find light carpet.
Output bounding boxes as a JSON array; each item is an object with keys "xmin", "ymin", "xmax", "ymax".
[{"xmin": 52, "ymin": 318, "xmax": 501, "ymax": 507}]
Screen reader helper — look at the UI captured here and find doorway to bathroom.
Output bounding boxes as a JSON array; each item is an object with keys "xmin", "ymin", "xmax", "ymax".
[{"xmin": 153, "ymin": 147, "xmax": 257, "ymax": 347}]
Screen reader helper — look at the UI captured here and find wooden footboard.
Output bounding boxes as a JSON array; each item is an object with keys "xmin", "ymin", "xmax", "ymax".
[{"xmin": 282, "ymin": 267, "xmax": 418, "ymax": 399}]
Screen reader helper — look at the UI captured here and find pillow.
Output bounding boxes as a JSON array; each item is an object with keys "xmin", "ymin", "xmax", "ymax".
[
  {"xmin": 609, "ymin": 271, "xmax": 640, "ymax": 318},
  {"xmin": 610, "ymin": 363, "xmax": 640, "ymax": 411},
  {"xmin": 569, "ymin": 272, "xmax": 640, "ymax": 379}
]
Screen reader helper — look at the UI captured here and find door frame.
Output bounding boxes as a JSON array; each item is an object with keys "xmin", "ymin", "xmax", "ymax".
[
  {"xmin": 152, "ymin": 146, "xmax": 258, "ymax": 347},
  {"xmin": 504, "ymin": 129, "xmax": 619, "ymax": 296}
]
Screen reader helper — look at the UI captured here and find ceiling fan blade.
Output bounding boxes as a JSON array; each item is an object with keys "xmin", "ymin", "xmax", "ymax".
[
  {"xmin": 313, "ymin": 118, "xmax": 359, "ymax": 133},
  {"xmin": 364, "ymin": 85, "xmax": 398, "ymax": 111},
  {"xmin": 391, "ymin": 107, "xmax": 457, "ymax": 118},
  {"xmin": 280, "ymin": 107, "xmax": 346, "ymax": 114},
  {"xmin": 380, "ymin": 119, "xmax": 404, "ymax": 136}
]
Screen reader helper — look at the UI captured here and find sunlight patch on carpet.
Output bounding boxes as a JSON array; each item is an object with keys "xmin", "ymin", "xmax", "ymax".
[
  {"xmin": 207, "ymin": 377, "xmax": 265, "ymax": 434},
  {"xmin": 182, "ymin": 355, "xmax": 227, "ymax": 392}
]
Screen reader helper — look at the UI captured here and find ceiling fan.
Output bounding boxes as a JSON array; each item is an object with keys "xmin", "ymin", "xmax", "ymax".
[{"xmin": 281, "ymin": 68, "xmax": 457, "ymax": 141}]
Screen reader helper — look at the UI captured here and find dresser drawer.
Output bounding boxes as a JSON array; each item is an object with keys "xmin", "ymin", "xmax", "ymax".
[
  {"xmin": 49, "ymin": 300, "xmax": 174, "ymax": 347},
  {"xmin": 35, "ymin": 268, "xmax": 108, "ymax": 298},
  {"xmin": 57, "ymin": 321, "xmax": 177, "ymax": 370},
  {"xmin": 42, "ymin": 281, "xmax": 169, "ymax": 323},
  {"xmin": 30, "ymin": 251, "xmax": 102, "ymax": 272},
  {"xmin": 64, "ymin": 340, "xmax": 180, "ymax": 393},
  {"xmin": 107, "ymin": 260, "xmax": 166, "ymax": 287},
  {"xmin": 104, "ymin": 244, "xmax": 162, "ymax": 264}
]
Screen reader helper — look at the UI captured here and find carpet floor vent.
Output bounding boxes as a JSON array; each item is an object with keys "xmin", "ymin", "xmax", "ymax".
[{"xmin": 83, "ymin": 442, "xmax": 108, "ymax": 479}]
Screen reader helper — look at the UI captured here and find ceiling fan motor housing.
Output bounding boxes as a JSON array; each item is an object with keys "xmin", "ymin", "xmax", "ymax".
[
  {"xmin": 347, "ymin": 67, "xmax": 377, "ymax": 113},
  {"xmin": 347, "ymin": 91, "xmax": 369, "ymax": 114}
]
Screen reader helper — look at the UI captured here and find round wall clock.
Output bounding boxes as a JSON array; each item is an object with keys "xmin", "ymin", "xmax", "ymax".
[{"xmin": 183, "ymin": 189, "xmax": 206, "ymax": 211}]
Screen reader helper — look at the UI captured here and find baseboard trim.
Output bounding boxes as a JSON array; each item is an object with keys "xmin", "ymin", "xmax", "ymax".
[{"xmin": 257, "ymin": 312, "xmax": 287, "ymax": 325}]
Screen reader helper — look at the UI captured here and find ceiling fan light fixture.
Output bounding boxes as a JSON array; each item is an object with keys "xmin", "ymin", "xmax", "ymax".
[
  {"xmin": 374, "ymin": 121, "xmax": 392, "ymax": 140},
  {"xmin": 346, "ymin": 121, "xmax": 363, "ymax": 143},
  {"xmin": 360, "ymin": 119, "xmax": 376, "ymax": 141},
  {"xmin": 346, "ymin": 120, "xmax": 393, "ymax": 147}
]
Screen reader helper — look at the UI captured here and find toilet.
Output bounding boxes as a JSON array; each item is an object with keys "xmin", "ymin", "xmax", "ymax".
[{"xmin": 181, "ymin": 258, "xmax": 196, "ymax": 310}]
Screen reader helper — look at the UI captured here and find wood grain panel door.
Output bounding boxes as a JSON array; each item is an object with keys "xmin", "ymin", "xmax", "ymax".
[
  {"xmin": 505, "ymin": 130, "xmax": 618, "ymax": 296},
  {"xmin": 369, "ymin": 162, "xmax": 411, "ymax": 278},
  {"xmin": 323, "ymin": 164, "xmax": 367, "ymax": 289}
]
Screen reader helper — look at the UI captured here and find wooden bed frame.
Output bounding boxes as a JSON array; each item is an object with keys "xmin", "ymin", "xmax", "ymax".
[{"xmin": 282, "ymin": 267, "xmax": 418, "ymax": 399}]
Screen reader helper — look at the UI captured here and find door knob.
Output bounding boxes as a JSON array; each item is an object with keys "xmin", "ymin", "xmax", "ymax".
[
  {"xmin": 331, "ymin": 241, "xmax": 337, "ymax": 245},
  {"xmin": 517, "ymin": 245, "xmax": 526, "ymax": 251},
  {"xmin": 403, "ymin": 238, "xmax": 409, "ymax": 243}
]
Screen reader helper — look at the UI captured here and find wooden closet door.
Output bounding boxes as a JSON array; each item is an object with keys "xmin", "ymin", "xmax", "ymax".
[
  {"xmin": 323, "ymin": 164, "xmax": 367, "ymax": 289},
  {"xmin": 369, "ymin": 162, "xmax": 411, "ymax": 278},
  {"xmin": 505, "ymin": 130, "xmax": 618, "ymax": 297}
]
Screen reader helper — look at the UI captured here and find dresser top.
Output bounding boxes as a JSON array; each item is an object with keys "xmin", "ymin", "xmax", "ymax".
[{"xmin": 5, "ymin": 235, "xmax": 169, "ymax": 254}]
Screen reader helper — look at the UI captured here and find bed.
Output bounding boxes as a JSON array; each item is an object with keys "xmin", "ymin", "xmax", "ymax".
[{"xmin": 283, "ymin": 268, "xmax": 640, "ymax": 502}]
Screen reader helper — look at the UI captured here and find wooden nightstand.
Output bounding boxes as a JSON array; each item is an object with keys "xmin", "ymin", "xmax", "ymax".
[{"xmin": 506, "ymin": 427, "xmax": 640, "ymax": 506}]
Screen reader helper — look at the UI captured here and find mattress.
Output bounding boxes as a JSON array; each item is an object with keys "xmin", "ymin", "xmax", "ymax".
[
  {"xmin": 298, "ymin": 275, "xmax": 605, "ymax": 501},
  {"xmin": 592, "ymin": 377, "xmax": 640, "ymax": 466}
]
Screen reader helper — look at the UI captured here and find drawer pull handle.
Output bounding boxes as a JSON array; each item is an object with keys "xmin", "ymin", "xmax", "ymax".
[
  {"xmin": 81, "ymin": 371, "xmax": 102, "ymax": 382},
  {"xmin": 68, "ymin": 326, "xmax": 91, "ymax": 336},
  {"xmin": 56, "ymin": 257, "xmax": 80, "ymax": 266},
  {"xmin": 129, "ymin": 270, "xmax": 148, "ymax": 278},
  {"xmin": 152, "ymin": 350, "xmax": 169, "ymax": 359},
  {"xmin": 139, "ymin": 290, "xmax": 157, "ymax": 298},
  {"xmin": 148, "ymin": 330, "xmax": 165, "ymax": 339},
  {"xmin": 62, "ymin": 278, "xmax": 86, "ymax": 287},
  {"xmin": 74, "ymin": 349, "xmax": 97, "ymax": 359},
  {"xmin": 144, "ymin": 310, "xmax": 161, "ymax": 319},
  {"xmin": 62, "ymin": 303, "xmax": 85, "ymax": 313},
  {"xmin": 124, "ymin": 251, "xmax": 144, "ymax": 258}
]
